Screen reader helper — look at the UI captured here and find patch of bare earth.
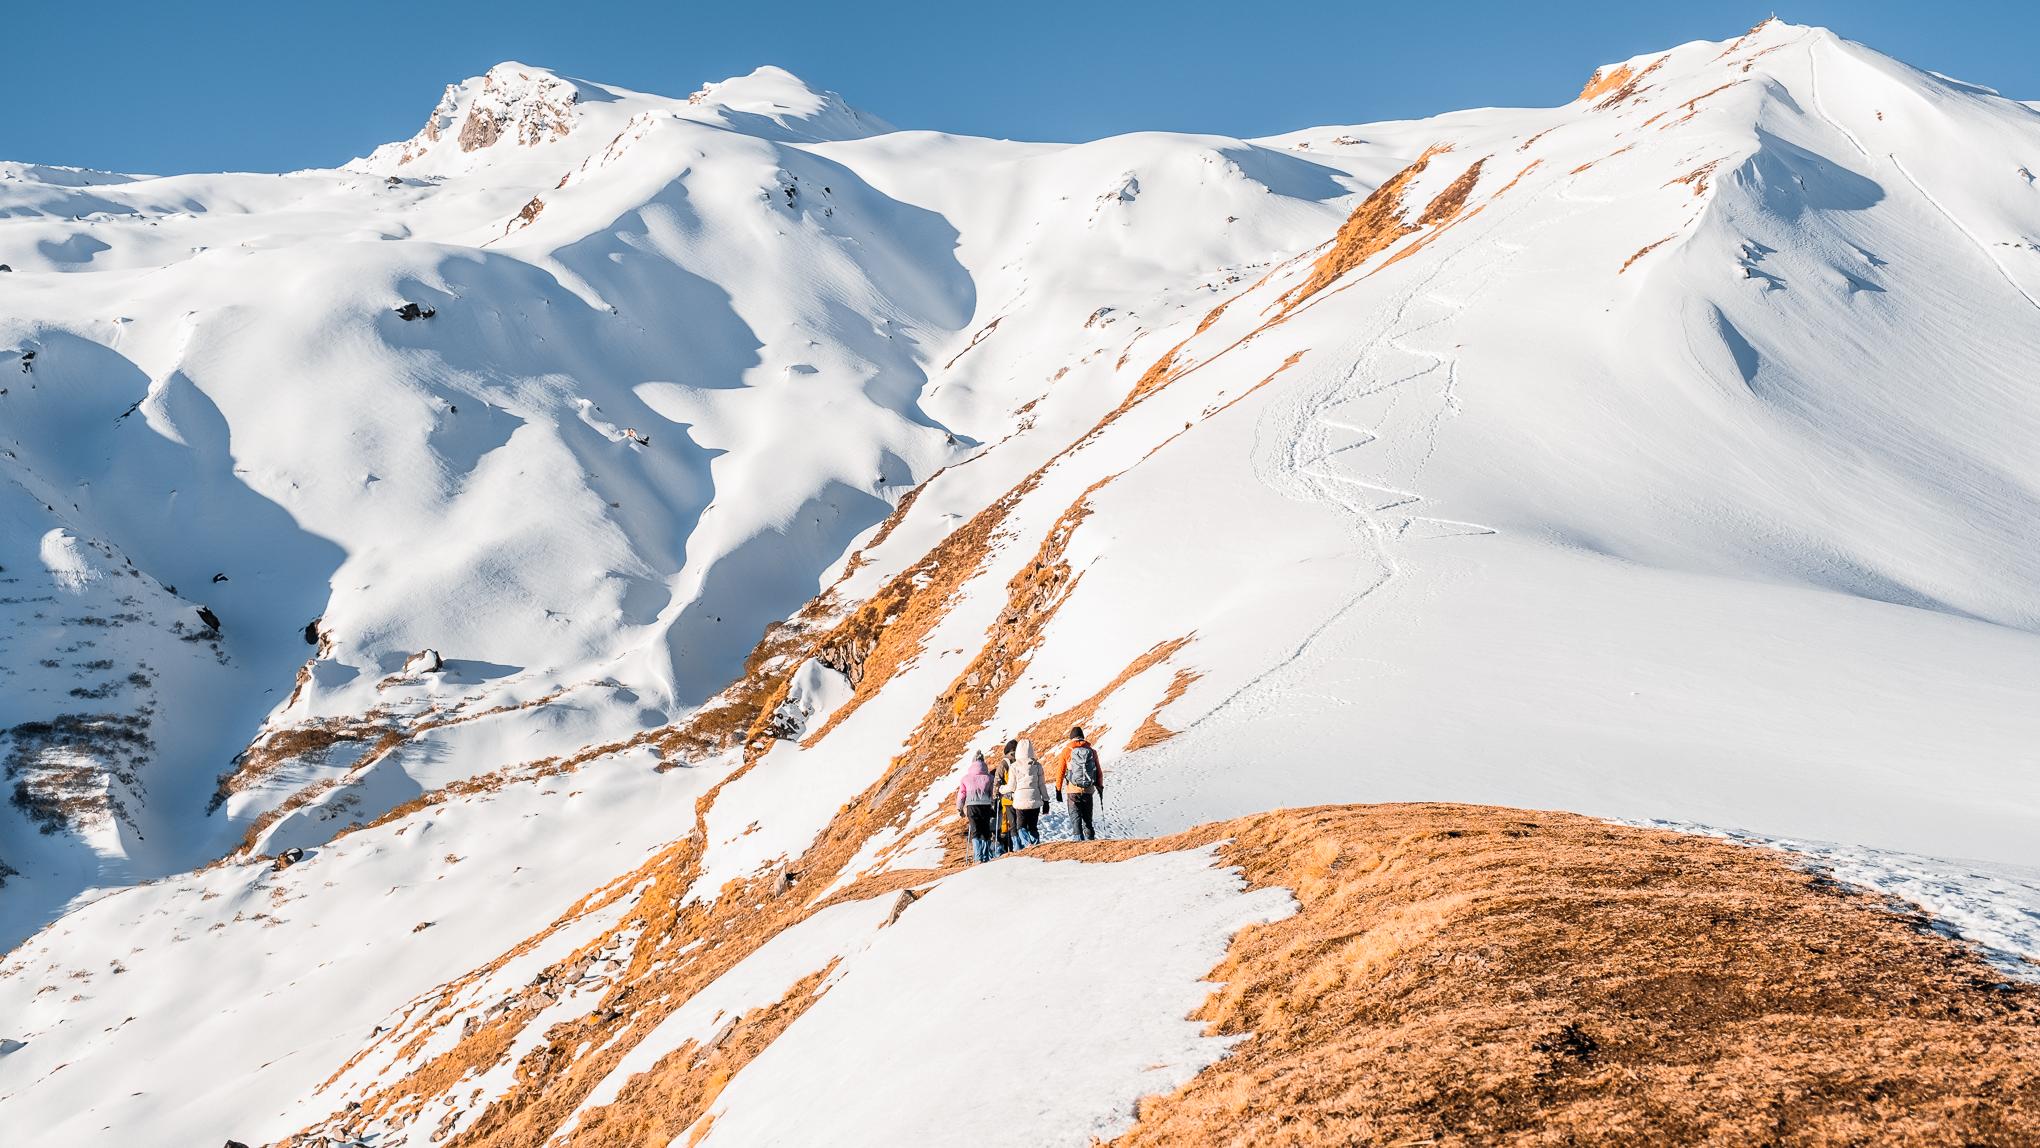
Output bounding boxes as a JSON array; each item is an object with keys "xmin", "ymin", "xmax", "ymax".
[
  {"xmin": 214, "ymin": 717, "xmax": 404, "ymax": 812},
  {"xmin": 1581, "ymin": 55, "xmax": 1667, "ymax": 108},
  {"xmin": 1660, "ymin": 81, "xmax": 1746, "ymax": 130},
  {"xmin": 1125, "ymin": 665, "xmax": 1200, "ymax": 751},
  {"xmin": 1281, "ymin": 146, "xmax": 1444, "ymax": 309},
  {"xmin": 1578, "ymin": 63, "xmax": 1637, "ymax": 103},
  {"xmin": 1622, "ymin": 235, "xmax": 1677, "ymax": 273},
  {"xmin": 4, "ymin": 712, "xmax": 152, "ymax": 835},
  {"xmin": 1668, "ymin": 159, "xmax": 1724, "ymax": 197},
  {"xmin": 1714, "ymin": 17, "xmax": 1781, "ymax": 62},
  {"xmin": 1099, "ymin": 805, "xmax": 2040, "ymax": 1147}
]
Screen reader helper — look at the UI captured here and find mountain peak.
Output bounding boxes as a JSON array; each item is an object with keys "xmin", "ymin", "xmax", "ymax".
[
  {"xmin": 1577, "ymin": 16, "xmax": 1811, "ymax": 103},
  {"xmin": 685, "ymin": 65, "xmax": 892, "ymax": 142},
  {"xmin": 352, "ymin": 61, "xmax": 581, "ymax": 173}
]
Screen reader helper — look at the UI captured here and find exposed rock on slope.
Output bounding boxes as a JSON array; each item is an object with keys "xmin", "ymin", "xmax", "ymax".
[{"xmin": 363, "ymin": 63, "xmax": 580, "ymax": 169}]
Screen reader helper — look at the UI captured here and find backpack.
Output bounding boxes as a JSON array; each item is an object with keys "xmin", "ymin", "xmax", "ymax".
[
  {"xmin": 962, "ymin": 770, "xmax": 994, "ymax": 806},
  {"xmin": 1065, "ymin": 743, "xmax": 1099, "ymax": 791}
]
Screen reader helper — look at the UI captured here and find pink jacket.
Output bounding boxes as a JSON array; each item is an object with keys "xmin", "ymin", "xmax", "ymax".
[{"xmin": 956, "ymin": 754, "xmax": 995, "ymax": 813}]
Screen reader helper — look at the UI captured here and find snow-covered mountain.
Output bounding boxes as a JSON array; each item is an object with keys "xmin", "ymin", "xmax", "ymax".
[{"xmin": 5, "ymin": 19, "xmax": 2040, "ymax": 1145}]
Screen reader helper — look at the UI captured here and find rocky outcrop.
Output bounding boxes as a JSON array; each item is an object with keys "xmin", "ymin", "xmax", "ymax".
[
  {"xmin": 356, "ymin": 64, "xmax": 579, "ymax": 170},
  {"xmin": 457, "ymin": 67, "xmax": 577, "ymax": 154}
]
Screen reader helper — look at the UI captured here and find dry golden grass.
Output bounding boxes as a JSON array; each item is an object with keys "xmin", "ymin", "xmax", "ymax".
[
  {"xmin": 525, "ymin": 964, "xmax": 837, "ymax": 1147},
  {"xmin": 1622, "ymin": 235, "xmax": 1678, "ymax": 273},
  {"xmin": 1022, "ymin": 635, "xmax": 1190, "ymax": 754},
  {"xmin": 1577, "ymin": 63, "xmax": 1638, "ymax": 103},
  {"xmin": 1108, "ymin": 805, "xmax": 2040, "ymax": 1147},
  {"xmin": 1583, "ymin": 56, "xmax": 1667, "ymax": 109},
  {"xmin": 1492, "ymin": 158, "xmax": 1543, "ymax": 199},
  {"xmin": 1416, "ymin": 159, "xmax": 1487, "ymax": 227},
  {"xmin": 1125, "ymin": 666, "xmax": 1200, "ymax": 752},
  {"xmin": 1380, "ymin": 158, "xmax": 1489, "ymax": 272},
  {"xmin": 296, "ymin": 801, "xmax": 2040, "ymax": 1147},
  {"xmin": 213, "ymin": 716, "xmax": 402, "ymax": 810},
  {"xmin": 1660, "ymin": 81, "xmax": 1746, "ymax": 131},
  {"xmin": 1197, "ymin": 349, "xmax": 1309, "ymax": 424},
  {"xmin": 1283, "ymin": 146, "xmax": 1444, "ymax": 309},
  {"xmin": 1713, "ymin": 17, "xmax": 1779, "ymax": 62},
  {"xmin": 1667, "ymin": 159, "xmax": 1724, "ymax": 197},
  {"xmin": 1568, "ymin": 143, "xmax": 1636, "ymax": 176},
  {"xmin": 292, "ymin": 474, "xmax": 1121, "ymax": 1144}
]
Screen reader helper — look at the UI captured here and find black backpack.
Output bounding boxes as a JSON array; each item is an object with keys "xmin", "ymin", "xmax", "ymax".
[{"xmin": 1065, "ymin": 743, "xmax": 1099, "ymax": 790}]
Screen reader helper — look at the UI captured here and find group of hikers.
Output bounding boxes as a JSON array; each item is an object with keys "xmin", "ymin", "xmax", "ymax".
[{"xmin": 954, "ymin": 726, "xmax": 1104, "ymax": 862}]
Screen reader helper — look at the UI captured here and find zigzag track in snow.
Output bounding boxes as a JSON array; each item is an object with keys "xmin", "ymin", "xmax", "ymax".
[{"xmin": 1145, "ymin": 153, "xmax": 1625, "ymax": 752}]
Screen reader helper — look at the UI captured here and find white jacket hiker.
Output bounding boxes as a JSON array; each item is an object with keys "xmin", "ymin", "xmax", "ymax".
[
  {"xmin": 1003, "ymin": 739, "xmax": 1049, "ymax": 810},
  {"xmin": 999, "ymin": 737, "xmax": 1050, "ymax": 850}
]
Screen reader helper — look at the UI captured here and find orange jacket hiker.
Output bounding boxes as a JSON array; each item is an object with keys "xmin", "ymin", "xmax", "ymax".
[{"xmin": 1054, "ymin": 732, "xmax": 1103, "ymax": 793}]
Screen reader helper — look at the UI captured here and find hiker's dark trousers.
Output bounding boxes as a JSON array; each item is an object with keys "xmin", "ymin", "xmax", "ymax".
[
  {"xmin": 1067, "ymin": 791, "xmax": 1096, "ymax": 841},
  {"xmin": 965, "ymin": 805, "xmax": 996, "ymax": 862},
  {"xmin": 1013, "ymin": 807, "xmax": 1041, "ymax": 848}
]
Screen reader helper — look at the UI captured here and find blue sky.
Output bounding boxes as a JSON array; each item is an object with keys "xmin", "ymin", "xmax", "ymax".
[{"xmin": 5, "ymin": 1, "xmax": 2036, "ymax": 173}]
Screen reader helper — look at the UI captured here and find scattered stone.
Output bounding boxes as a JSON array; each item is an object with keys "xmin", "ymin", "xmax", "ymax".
[
  {"xmin": 393, "ymin": 302, "xmax": 436, "ymax": 322},
  {"xmin": 303, "ymin": 618, "xmax": 321, "ymax": 646},
  {"xmin": 273, "ymin": 846, "xmax": 305, "ymax": 871},
  {"xmin": 880, "ymin": 888, "xmax": 920, "ymax": 928},
  {"xmin": 196, "ymin": 606, "xmax": 222, "ymax": 632},
  {"xmin": 698, "ymin": 1013, "xmax": 741, "ymax": 1060},
  {"xmin": 1534, "ymin": 1021, "xmax": 1599, "ymax": 1067},
  {"xmin": 401, "ymin": 649, "xmax": 443, "ymax": 676}
]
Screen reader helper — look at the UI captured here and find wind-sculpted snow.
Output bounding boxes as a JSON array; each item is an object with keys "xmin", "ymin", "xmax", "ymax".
[{"xmin": 5, "ymin": 18, "xmax": 2040, "ymax": 1144}]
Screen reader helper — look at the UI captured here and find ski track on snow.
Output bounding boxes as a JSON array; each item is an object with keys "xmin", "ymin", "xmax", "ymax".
[{"xmin": 1148, "ymin": 167, "xmax": 1578, "ymax": 759}]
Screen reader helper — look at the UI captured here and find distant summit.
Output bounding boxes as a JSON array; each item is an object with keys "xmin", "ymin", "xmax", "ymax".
[
  {"xmin": 351, "ymin": 62, "xmax": 888, "ymax": 175},
  {"xmin": 683, "ymin": 65, "xmax": 894, "ymax": 142},
  {"xmin": 352, "ymin": 62, "xmax": 582, "ymax": 173}
]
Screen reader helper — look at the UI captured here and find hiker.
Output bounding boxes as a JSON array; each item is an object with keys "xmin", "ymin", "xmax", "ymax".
[
  {"xmin": 956, "ymin": 751, "xmax": 998, "ymax": 863},
  {"xmin": 994, "ymin": 740, "xmax": 1018, "ymax": 854},
  {"xmin": 1003, "ymin": 737, "xmax": 1048, "ymax": 849},
  {"xmin": 1054, "ymin": 726, "xmax": 1104, "ymax": 841}
]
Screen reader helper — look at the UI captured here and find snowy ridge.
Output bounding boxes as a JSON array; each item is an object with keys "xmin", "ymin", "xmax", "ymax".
[{"xmin": 5, "ymin": 18, "xmax": 2040, "ymax": 1145}]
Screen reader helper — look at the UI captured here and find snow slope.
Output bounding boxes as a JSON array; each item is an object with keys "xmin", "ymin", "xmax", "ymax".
[
  {"xmin": 0, "ymin": 60, "xmax": 1372, "ymax": 949},
  {"xmin": 5, "ymin": 18, "xmax": 2040, "ymax": 1146}
]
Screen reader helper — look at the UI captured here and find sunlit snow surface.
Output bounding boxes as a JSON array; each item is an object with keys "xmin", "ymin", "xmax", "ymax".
[{"xmin": 7, "ymin": 17, "xmax": 2040, "ymax": 1145}]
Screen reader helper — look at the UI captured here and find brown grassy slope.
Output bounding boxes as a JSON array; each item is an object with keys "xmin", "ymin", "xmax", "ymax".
[
  {"xmin": 1280, "ymin": 147, "xmax": 1441, "ymax": 310},
  {"xmin": 1088, "ymin": 805, "xmax": 2040, "ymax": 1148}
]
